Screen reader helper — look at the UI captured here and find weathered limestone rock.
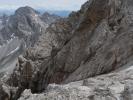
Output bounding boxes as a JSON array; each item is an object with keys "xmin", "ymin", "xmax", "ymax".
[
  {"xmin": 0, "ymin": 84, "xmax": 9, "ymax": 100},
  {"xmin": 2, "ymin": 0, "xmax": 133, "ymax": 99},
  {"xmin": 19, "ymin": 64, "xmax": 133, "ymax": 100},
  {"xmin": 30, "ymin": 0, "xmax": 133, "ymax": 92}
]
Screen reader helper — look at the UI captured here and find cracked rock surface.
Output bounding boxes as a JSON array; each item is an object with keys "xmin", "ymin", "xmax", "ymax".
[
  {"xmin": 19, "ymin": 64, "xmax": 133, "ymax": 100},
  {"xmin": 1, "ymin": 0, "xmax": 133, "ymax": 100}
]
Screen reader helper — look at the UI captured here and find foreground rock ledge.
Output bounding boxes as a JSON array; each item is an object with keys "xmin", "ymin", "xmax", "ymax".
[{"xmin": 19, "ymin": 64, "xmax": 133, "ymax": 100}]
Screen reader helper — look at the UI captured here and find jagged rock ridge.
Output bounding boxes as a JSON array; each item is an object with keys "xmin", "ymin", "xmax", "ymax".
[{"xmin": 0, "ymin": 6, "xmax": 60, "ymax": 46}]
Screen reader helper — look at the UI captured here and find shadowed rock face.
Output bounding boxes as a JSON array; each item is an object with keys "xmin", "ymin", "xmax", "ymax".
[{"xmin": 28, "ymin": 0, "xmax": 133, "ymax": 92}]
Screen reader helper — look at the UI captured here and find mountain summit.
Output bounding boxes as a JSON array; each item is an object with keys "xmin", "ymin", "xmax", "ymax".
[{"xmin": 0, "ymin": 6, "xmax": 60, "ymax": 46}]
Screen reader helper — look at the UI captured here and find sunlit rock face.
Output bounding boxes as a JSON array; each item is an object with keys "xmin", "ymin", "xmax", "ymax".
[{"xmin": 19, "ymin": 64, "xmax": 133, "ymax": 100}]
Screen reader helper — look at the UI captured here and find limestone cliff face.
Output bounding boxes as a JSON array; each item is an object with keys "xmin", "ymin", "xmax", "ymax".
[
  {"xmin": 24, "ymin": 1, "xmax": 91, "ymax": 69},
  {"xmin": 30, "ymin": 0, "xmax": 133, "ymax": 92},
  {"xmin": 1, "ymin": 0, "xmax": 133, "ymax": 100}
]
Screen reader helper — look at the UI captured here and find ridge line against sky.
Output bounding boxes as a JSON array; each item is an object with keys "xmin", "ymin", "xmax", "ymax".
[{"xmin": 0, "ymin": 0, "xmax": 88, "ymax": 11}]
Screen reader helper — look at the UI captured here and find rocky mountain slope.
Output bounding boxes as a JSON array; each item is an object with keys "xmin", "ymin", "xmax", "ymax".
[
  {"xmin": 0, "ymin": 6, "xmax": 60, "ymax": 100},
  {"xmin": 1, "ymin": 0, "xmax": 133, "ymax": 100},
  {"xmin": 41, "ymin": 12, "xmax": 60, "ymax": 25},
  {"xmin": 28, "ymin": 0, "xmax": 133, "ymax": 93},
  {"xmin": 0, "ymin": 6, "xmax": 60, "ymax": 46},
  {"xmin": 19, "ymin": 63, "xmax": 133, "ymax": 100}
]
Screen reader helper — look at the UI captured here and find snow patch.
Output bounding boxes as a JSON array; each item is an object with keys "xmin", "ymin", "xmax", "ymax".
[{"xmin": 6, "ymin": 46, "xmax": 19, "ymax": 56}]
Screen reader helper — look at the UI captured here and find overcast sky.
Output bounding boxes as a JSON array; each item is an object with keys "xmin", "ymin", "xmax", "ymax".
[{"xmin": 0, "ymin": 0, "xmax": 88, "ymax": 11}]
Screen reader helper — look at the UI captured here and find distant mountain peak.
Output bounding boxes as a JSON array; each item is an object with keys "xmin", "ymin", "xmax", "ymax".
[{"xmin": 15, "ymin": 6, "xmax": 38, "ymax": 15}]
